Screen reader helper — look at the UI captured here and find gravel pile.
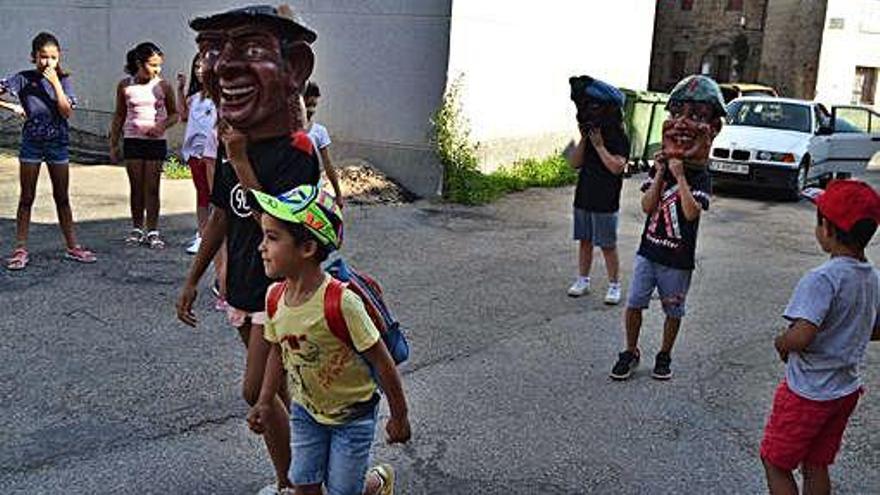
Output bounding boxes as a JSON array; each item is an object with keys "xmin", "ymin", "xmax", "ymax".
[{"xmin": 331, "ymin": 158, "xmax": 414, "ymax": 204}]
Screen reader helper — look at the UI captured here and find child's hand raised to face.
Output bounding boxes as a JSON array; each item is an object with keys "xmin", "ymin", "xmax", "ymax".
[
  {"xmin": 668, "ymin": 158, "xmax": 685, "ymax": 179},
  {"xmin": 220, "ymin": 120, "xmax": 248, "ymax": 162},
  {"xmin": 41, "ymin": 66, "xmax": 59, "ymax": 85},
  {"xmin": 652, "ymin": 151, "xmax": 668, "ymax": 174},
  {"xmin": 588, "ymin": 128, "xmax": 605, "ymax": 150}
]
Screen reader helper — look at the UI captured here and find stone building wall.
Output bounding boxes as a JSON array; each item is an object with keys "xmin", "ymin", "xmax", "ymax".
[
  {"xmin": 649, "ymin": 0, "xmax": 768, "ymax": 92},
  {"xmin": 758, "ymin": 0, "xmax": 828, "ymax": 99}
]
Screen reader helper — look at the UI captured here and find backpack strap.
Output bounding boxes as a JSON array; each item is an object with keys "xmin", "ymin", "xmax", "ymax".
[
  {"xmin": 266, "ymin": 281, "xmax": 287, "ymax": 319},
  {"xmin": 324, "ymin": 277, "xmax": 354, "ymax": 348}
]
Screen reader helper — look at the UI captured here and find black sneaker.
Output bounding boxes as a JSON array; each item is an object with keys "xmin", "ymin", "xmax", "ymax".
[
  {"xmin": 652, "ymin": 351, "xmax": 673, "ymax": 380},
  {"xmin": 610, "ymin": 349, "xmax": 640, "ymax": 380}
]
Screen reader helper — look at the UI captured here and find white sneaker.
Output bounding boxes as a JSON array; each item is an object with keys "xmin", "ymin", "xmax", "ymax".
[
  {"xmin": 185, "ymin": 234, "xmax": 201, "ymax": 255},
  {"xmin": 604, "ymin": 283, "xmax": 622, "ymax": 305},
  {"xmin": 567, "ymin": 277, "xmax": 591, "ymax": 297}
]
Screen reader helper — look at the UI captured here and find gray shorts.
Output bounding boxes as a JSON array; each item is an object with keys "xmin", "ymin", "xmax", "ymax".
[
  {"xmin": 626, "ymin": 254, "xmax": 693, "ymax": 318},
  {"xmin": 573, "ymin": 209, "xmax": 618, "ymax": 248}
]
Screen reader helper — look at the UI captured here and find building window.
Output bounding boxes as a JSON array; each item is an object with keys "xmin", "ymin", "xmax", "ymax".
[
  {"xmin": 681, "ymin": 0, "xmax": 694, "ymax": 11},
  {"xmin": 671, "ymin": 51, "xmax": 688, "ymax": 81},
  {"xmin": 726, "ymin": 0, "xmax": 743, "ymax": 11},
  {"xmin": 854, "ymin": 66, "xmax": 877, "ymax": 105}
]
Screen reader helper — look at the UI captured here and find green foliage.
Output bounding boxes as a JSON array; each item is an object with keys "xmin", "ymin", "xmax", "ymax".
[
  {"xmin": 430, "ymin": 76, "xmax": 483, "ymax": 203},
  {"xmin": 162, "ymin": 155, "xmax": 191, "ymax": 180},
  {"xmin": 496, "ymin": 154, "xmax": 578, "ymax": 190},
  {"xmin": 430, "ymin": 76, "xmax": 577, "ymax": 205}
]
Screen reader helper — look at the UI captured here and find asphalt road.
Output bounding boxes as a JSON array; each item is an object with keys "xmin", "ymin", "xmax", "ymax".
[{"xmin": 1, "ymin": 161, "xmax": 878, "ymax": 494}]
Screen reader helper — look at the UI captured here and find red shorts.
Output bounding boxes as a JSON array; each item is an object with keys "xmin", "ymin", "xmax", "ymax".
[
  {"xmin": 187, "ymin": 156, "xmax": 212, "ymax": 208},
  {"xmin": 760, "ymin": 380, "xmax": 861, "ymax": 470}
]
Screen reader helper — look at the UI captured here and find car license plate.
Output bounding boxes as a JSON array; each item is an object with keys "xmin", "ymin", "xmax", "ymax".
[{"xmin": 710, "ymin": 161, "xmax": 749, "ymax": 175}]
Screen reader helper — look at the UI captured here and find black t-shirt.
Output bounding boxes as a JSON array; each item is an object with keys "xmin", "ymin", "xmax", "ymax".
[
  {"xmin": 573, "ymin": 127, "xmax": 630, "ymax": 212},
  {"xmin": 636, "ymin": 166, "xmax": 711, "ymax": 270},
  {"xmin": 211, "ymin": 132, "xmax": 320, "ymax": 312}
]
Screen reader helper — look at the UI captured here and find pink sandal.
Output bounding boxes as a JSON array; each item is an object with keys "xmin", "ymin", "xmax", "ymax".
[
  {"xmin": 6, "ymin": 248, "xmax": 29, "ymax": 271},
  {"xmin": 65, "ymin": 246, "xmax": 97, "ymax": 264}
]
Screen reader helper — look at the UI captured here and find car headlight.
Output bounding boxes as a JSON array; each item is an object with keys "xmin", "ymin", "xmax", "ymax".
[{"xmin": 757, "ymin": 151, "xmax": 796, "ymax": 163}]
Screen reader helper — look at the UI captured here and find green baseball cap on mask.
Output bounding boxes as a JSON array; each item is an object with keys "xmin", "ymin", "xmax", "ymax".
[
  {"xmin": 250, "ymin": 185, "xmax": 343, "ymax": 251},
  {"xmin": 667, "ymin": 75, "xmax": 726, "ymax": 118}
]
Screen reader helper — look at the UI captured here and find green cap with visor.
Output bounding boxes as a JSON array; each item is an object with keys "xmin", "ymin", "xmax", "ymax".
[{"xmin": 250, "ymin": 185, "xmax": 343, "ymax": 251}]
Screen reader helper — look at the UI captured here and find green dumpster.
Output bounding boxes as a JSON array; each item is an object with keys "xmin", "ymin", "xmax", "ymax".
[{"xmin": 620, "ymin": 89, "xmax": 669, "ymax": 170}]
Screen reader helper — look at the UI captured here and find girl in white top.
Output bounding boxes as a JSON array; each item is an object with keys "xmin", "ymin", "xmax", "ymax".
[
  {"xmin": 177, "ymin": 53, "xmax": 226, "ymax": 307},
  {"xmin": 304, "ymin": 82, "xmax": 343, "ymax": 208}
]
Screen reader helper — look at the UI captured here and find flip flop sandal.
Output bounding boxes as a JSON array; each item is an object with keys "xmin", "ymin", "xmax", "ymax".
[
  {"xmin": 145, "ymin": 230, "xmax": 165, "ymax": 250},
  {"xmin": 125, "ymin": 228, "xmax": 145, "ymax": 245},
  {"xmin": 6, "ymin": 248, "xmax": 29, "ymax": 271},
  {"xmin": 368, "ymin": 464, "xmax": 395, "ymax": 495},
  {"xmin": 65, "ymin": 246, "xmax": 97, "ymax": 264}
]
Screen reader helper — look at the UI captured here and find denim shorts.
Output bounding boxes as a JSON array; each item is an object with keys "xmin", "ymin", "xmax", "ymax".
[
  {"xmin": 626, "ymin": 254, "xmax": 693, "ymax": 318},
  {"xmin": 290, "ymin": 403, "xmax": 377, "ymax": 495},
  {"xmin": 20, "ymin": 137, "xmax": 69, "ymax": 165},
  {"xmin": 573, "ymin": 209, "xmax": 618, "ymax": 247}
]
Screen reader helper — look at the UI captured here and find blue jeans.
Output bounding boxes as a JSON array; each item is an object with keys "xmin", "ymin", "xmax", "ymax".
[{"xmin": 290, "ymin": 403, "xmax": 377, "ymax": 495}]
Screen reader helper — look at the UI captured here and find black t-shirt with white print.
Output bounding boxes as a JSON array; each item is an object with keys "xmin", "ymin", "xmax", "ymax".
[
  {"xmin": 636, "ymin": 165, "xmax": 711, "ymax": 270},
  {"xmin": 211, "ymin": 132, "xmax": 320, "ymax": 312}
]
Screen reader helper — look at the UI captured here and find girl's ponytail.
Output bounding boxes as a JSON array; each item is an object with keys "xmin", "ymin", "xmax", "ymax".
[{"xmin": 124, "ymin": 48, "xmax": 138, "ymax": 76}]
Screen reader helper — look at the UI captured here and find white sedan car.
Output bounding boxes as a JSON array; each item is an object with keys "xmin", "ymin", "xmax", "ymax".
[{"xmin": 708, "ymin": 97, "xmax": 880, "ymax": 196}]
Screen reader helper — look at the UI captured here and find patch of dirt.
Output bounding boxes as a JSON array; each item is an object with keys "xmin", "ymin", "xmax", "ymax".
[{"xmin": 331, "ymin": 158, "xmax": 415, "ymax": 205}]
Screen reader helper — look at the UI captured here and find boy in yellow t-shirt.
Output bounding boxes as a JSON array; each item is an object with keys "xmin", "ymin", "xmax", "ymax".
[{"xmin": 247, "ymin": 185, "xmax": 410, "ymax": 495}]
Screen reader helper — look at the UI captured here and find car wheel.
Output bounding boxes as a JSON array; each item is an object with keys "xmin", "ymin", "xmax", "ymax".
[
  {"xmin": 790, "ymin": 156, "xmax": 810, "ymax": 200},
  {"xmin": 797, "ymin": 157, "xmax": 811, "ymax": 190}
]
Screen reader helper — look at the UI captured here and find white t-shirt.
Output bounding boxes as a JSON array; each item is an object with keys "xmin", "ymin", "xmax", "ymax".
[
  {"xmin": 181, "ymin": 93, "xmax": 218, "ymax": 161},
  {"xmin": 308, "ymin": 122, "xmax": 331, "ymax": 150}
]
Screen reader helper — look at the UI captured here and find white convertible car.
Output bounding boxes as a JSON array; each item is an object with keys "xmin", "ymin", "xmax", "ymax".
[{"xmin": 708, "ymin": 97, "xmax": 880, "ymax": 197}]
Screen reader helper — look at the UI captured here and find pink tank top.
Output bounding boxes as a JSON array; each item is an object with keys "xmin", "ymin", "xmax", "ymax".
[{"xmin": 122, "ymin": 77, "xmax": 167, "ymax": 140}]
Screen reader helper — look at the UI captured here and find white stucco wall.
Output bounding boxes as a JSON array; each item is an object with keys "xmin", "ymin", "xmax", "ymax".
[
  {"xmin": 815, "ymin": 0, "xmax": 880, "ymax": 107},
  {"xmin": 300, "ymin": 0, "xmax": 451, "ymax": 196},
  {"xmin": 0, "ymin": 0, "xmax": 451, "ymax": 196},
  {"xmin": 446, "ymin": 0, "xmax": 656, "ymax": 170}
]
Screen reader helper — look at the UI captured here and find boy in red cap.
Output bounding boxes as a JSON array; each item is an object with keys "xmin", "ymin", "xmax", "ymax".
[{"xmin": 761, "ymin": 179, "xmax": 880, "ymax": 494}]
